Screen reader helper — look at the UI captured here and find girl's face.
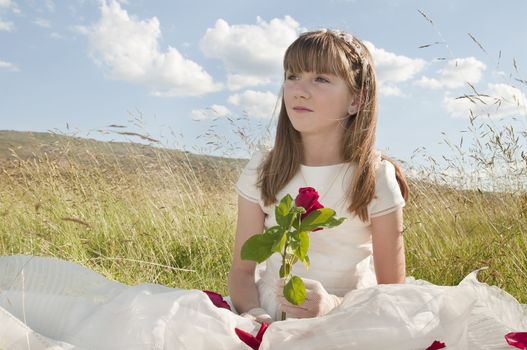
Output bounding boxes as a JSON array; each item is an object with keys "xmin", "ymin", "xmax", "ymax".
[{"xmin": 283, "ymin": 70, "xmax": 354, "ymax": 136}]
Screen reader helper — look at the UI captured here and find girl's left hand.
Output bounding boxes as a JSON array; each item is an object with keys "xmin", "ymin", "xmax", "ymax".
[{"xmin": 275, "ymin": 278, "xmax": 342, "ymax": 318}]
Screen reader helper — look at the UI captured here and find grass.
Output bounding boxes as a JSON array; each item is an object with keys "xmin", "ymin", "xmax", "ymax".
[
  {"xmin": 0, "ymin": 140, "xmax": 240, "ymax": 293},
  {"xmin": 0, "ymin": 124, "xmax": 525, "ymax": 304}
]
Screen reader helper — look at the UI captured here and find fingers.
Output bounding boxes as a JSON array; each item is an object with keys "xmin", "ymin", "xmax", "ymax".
[
  {"xmin": 255, "ymin": 314, "xmax": 273, "ymax": 324},
  {"xmin": 241, "ymin": 311, "xmax": 273, "ymax": 324},
  {"xmin": 240, "ymin": 307, "xmax": 273, "ymax": 324},
  {"xmin": 276, "ymin": 294, "xmax": 315, "ymax": 319},
  {"xmin": 279, "ymin": 302, "xmax": 311, "ymax": 318}
]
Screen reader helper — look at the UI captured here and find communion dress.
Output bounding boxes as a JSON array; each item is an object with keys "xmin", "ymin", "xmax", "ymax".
[{"xmin": 0, "ymin": 150, "xmax": 525, "ymax": 350}]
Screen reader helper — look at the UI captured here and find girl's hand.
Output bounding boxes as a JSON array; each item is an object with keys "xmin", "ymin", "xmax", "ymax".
[
  {"xmin": 275, "ymin": 278, "xmax": 342, "ymax": 318},
  {"xmin": 240, "ymin": 307, "xmax": 274, "ymax": 324}
]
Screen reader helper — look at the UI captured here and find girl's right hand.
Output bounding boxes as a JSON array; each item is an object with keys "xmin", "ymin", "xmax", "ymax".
[{"xmin": 240, "ymin": 307, "xmax": 273, "ymax": 324}]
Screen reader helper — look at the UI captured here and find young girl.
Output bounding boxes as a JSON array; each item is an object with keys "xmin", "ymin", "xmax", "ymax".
[
  {"xmin": 227, "ymin": 29, "xmax": 526, "ymax": 348},
  {"xmin": 229, "ymin": 28, "xmax": 409, "ymax": 323},
  {"xmin": 0, "ymin": 29, "xmax": 524, "ymax": 350}
]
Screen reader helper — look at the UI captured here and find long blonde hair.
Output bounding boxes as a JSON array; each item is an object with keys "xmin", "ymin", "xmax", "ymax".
[{"xmin": 257, "ymin": 29, "xmax": 409, "ymax": 222}]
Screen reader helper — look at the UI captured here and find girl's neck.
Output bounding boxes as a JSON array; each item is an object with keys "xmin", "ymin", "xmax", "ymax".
[{"xmin": 301, "ymin": 133, "xmax": 344, "ymax": 166}]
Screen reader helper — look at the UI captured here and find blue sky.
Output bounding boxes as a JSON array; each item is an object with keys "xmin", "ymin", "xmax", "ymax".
[{"xmin": 1, "ymin": 0, "xmax": 526, "ymax": 164}]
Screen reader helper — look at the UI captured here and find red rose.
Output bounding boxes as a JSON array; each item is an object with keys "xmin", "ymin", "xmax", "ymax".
[
  {"xmin": 295, "ymin": 187, "xmax": 324, "ymax": 220},
  {"xmin": 295, "ymin": 187, "xmax": 324, "ymax": 232},
  {"xmin": 202, "ymin": 290, "xmax": 231, "ymax": 310}
]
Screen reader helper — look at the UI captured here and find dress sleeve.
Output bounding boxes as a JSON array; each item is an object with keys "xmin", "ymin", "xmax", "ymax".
[
  {"xmin": 234, "ymin": 150, "xmax": 265, "ymax": 203},
  {"xmin": 367, "ymin": 159, "xmax": 406, "ymax": 218}
]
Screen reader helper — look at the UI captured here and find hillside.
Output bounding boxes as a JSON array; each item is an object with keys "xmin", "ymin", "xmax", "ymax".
[{"xmin": 0, "ymin": 130, "xmax": 246, "ymax": 174}]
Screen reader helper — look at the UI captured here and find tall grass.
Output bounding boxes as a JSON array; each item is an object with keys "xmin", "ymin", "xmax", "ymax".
[
  {"xmin": 0, "ymin": 119, "xmax": 525, "ymax": 303},
  {"xmin": 0, "ymin": 143, "xmax": 239, "ymax": 294},
  {"xmin": 0, "ymin": 12, "xmax": 525, "ymax": 303}
]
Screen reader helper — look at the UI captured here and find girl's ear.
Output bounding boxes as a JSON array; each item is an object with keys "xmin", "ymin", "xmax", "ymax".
[
  {"xmin": 347, "ymin": 104, "xmax": 358, "ymax": 115},
  {"xmin": 347, "ymin": 96, "xmax": 360, "ymax": 115},
  {"xmin": 348, "ymin": 92, "xmax": 365, "ymax": 115}
]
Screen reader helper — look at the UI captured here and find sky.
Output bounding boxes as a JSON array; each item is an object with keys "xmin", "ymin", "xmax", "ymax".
[{"xmin": 1, "ymin": 0, "xmax": 526, "ymax": 167}]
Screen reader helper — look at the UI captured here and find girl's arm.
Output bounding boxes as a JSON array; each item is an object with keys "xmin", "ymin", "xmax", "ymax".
[
  {"xmin": 371, "ymin": 207, "xmax": 406, "ymax": 284},
  {"xmin": 228, "ymin": 195, "xmax": 266, "ymax": 314}
]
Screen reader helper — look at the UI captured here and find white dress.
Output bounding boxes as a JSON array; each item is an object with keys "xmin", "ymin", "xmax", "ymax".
[{"xmin": 0, "ymin": 150, "xmax": 525, "ymax": 350}]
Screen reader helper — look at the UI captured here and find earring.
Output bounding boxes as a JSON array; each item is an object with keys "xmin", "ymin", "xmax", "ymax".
[{"xmin": 348, "ymin": 105, "xmax": 357, "ymax": 115}]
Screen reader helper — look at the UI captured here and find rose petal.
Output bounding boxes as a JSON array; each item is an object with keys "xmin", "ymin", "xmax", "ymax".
[
  {"xmin": 255, "ymin": 322, "xmax": 269, "ymax": 342},
  {"xmin": 425, "ymin": 340, "xmax": 446, "ymax": 350},
  {"xmin": 300, "ymin": 200, "xmax": 324, "ymax": 220},
  {"xmin": 202, "ymin": 290, "xmax": 231, "ymax": 310},
  {"xmin": 505, "ymin": 332, "xmax": 527, "ymax": 349},
  {"xmin": 234, "ymin": 322, "xmax": 269, "ymax": 350},
  {"xmin": 234, "ymin": 327, "xmax": 260, "ymax": 350},
  {"xmin": 295, "ymin": 187, "xmax": 320, "ymax": 211}
]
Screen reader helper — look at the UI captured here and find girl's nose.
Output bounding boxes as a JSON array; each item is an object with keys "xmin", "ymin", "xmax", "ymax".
[{"xmin": 293, "ymin": 81, "xmax": 311, "ymax": 99}]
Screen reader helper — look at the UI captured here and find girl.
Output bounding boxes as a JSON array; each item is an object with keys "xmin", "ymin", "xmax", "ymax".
[
  {"xmin": 229, "ymin": 28, "xmax": 409, "ymax": 323},
  {"xmin": 0, "ymin": 29, "xmax": 524, "ymax": 350},
  {"xmin": 227, "ymin": 29, "xmax": 526, "ymax": 349}
]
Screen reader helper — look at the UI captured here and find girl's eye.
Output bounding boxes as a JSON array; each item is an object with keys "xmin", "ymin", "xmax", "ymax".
[{"xmin": 285, "ymin": 74, "xmax": 329, "ymax": 82}]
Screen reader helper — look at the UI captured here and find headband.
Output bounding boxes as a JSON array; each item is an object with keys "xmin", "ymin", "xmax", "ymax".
[{"xmin": 326, "ymin": 29, "xmax": 370, "ymax": 72}]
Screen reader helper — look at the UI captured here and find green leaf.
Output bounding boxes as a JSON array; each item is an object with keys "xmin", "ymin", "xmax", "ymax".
[
  {"xmin": 271, "ymin": 231, "xmax": 287, "ymax": 254},
  {"xmin": 241, "ymin": 225, "xmax": 287, "ymax": 263},
  {"xmin": 284, "ymin": 275, "xmax": 306, "ymax": 305},
  {"xmin": 275, "ymin": 194, "xmax": 295, "ymax": 229},
  {"xmin": 322, "ymin": 216, "xmax": 347, "ymax": 229},
  {"xmin": 289, "ymin": 238, "xmax": 300, "ymax": 251},
  {"xmin": 296, "ymin": 231, "xmax": 309, "ymax": 260},
  {"xmin": 240, "ymin": 233, "xmax": 276, "ymax": 263},
  {"xmin": 289, "ymin": 255, "xmax": 298, "ymax": 265},
  {"xmin": 291, "ymin": 207, "xmax": 304, "ymax": 230},
  {"xmin": 279, "ymin": 263, "xmax": 291, "ymax": 278},
  {"xmin": 300, "ymin": 255, "xmax": 310, "ymax": 270},
  {"xmin": 299, "ymin": 209, "xmax": 347, "ymax": 232},
  {"xmin": 299, "ymin": 208, "xmax": 335, "ymax": 230}
]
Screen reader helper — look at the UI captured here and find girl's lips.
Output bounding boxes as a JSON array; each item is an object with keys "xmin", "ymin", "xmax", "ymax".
[{"xmin": 293, "ymin": 107, "xmax": 313, "ymax": 112}]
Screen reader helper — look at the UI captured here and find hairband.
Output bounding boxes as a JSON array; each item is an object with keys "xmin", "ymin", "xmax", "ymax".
[{"xmin": 325, "ymin": 29, "xmax": 369, "ymax": 72}]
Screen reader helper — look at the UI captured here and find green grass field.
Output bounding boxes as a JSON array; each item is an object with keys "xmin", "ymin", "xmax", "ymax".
[{"xmin": 0, "ymin": 130, "xmax": 525, "ymax": 303}]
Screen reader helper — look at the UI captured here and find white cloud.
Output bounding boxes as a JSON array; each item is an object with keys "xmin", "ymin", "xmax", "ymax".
[
  {"xmin": 362, "ymin": 41, "xmax": 426, "ymax": 97},
  {"xmin": 228, "ymin": 90, "xmax": 278, "ymax": 119},
  {"xmin": 0, "ymin": 19, "xmax": 13, "ymax": 31},
  {"xmin": 34, "ymin": 18, "xmax": 51, "ymax": 28},
  {"xmin": 226, "ymin": 73, "xmax": 271, "ymax": 91},
  {"xmin": 82, "ymin": 0, "xmax": 221, "ymax": 97},
  {"xmin": 365, "ymin": 41, "xmax": 426, "ymax": 84},
  {"xmin": 378, "ymin": 84, "xmax": 404, "ymax": 97},
  {"xmin": 200, "ymin": 16, "xmax": 303, "ymax": 90},
  {"xmin": 191, "ymin": 104, "xmax": 231, "ymax": 121},
  {"xmin": 444, "ymin": 83, "xmax": 527, "ymax": 119},
  {"xmin": 416, "ymin": 57, "xmax": 486, "ymax": 90},
  {"xmin": 0, "ymin": 0, "xmax": 20, "ymax": 14},
  {"xmin": 414, "ymin": 76, "xmax": 442, "ymax": 89},
  {"xmin": 0, "ymin": 59, "xmax": 19, "ymax": 71}
]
